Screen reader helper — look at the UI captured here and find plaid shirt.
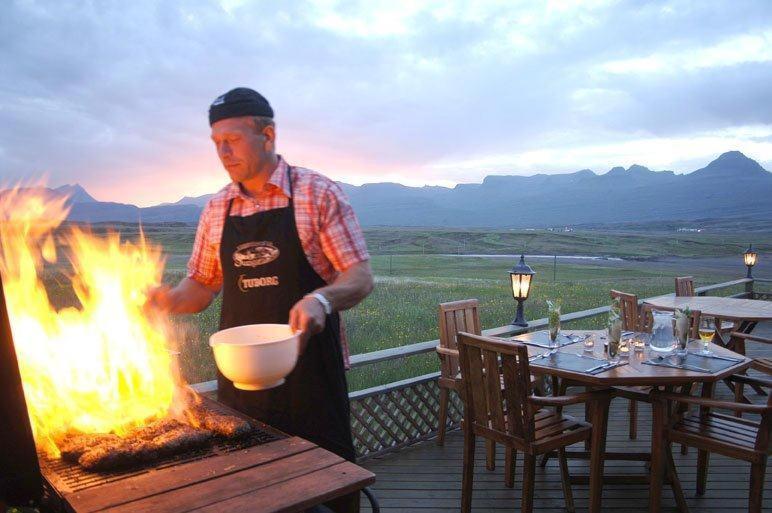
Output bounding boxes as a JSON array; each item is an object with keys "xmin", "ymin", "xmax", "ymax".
[{"xmin": 187, "ymin": 156, "xmax": 370, "ymax": 366}]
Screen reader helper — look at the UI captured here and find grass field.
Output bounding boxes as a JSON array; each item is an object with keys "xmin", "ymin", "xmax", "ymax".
[{"xmin": 40, "ymin": 225, "xmax": 769, "ymax": 391}]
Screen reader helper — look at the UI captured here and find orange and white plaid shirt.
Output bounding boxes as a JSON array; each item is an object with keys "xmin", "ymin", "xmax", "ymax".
[{"xmin": 187, "ymin": 156, "xmax": 370, "ymax": 366}]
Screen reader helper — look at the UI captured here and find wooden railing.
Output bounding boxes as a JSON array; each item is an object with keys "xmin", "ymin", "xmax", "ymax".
[
  {"xmin": 192, "ymin": 276, "xmax": 762, "ymax": 461},
  {"xmin": 753, "ymin": 278, "xmax": 772, "ymax": 300}
]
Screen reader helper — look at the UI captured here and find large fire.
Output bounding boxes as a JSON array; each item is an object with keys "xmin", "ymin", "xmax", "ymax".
[{"xmin": 0, "ymin": 185, "xmax": 179, "ymax": 457}]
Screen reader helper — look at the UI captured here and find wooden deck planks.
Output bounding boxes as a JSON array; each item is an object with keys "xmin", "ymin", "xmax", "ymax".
[{"xmin": 362, "ymin": 322, "xmax": 772, "ymax": 512}]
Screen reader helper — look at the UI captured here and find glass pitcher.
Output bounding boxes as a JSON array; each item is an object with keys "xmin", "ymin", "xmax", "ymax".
[{"xmin": 649, "ymin": 309, "xmax": 675, "ymax": 353}]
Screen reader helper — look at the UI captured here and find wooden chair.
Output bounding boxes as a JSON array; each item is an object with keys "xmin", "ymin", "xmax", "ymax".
[
  {"xmin": 727, "ymin": 331, "xmax": 772, "ymax": 413},
  {"xmin": 436, "ymin": 300, "xmax": 498, "ymax": 471},
  {"xmin": 675, "ymin": 276, "xmax": 695, "ymax": 297},
  {"xmin": 651, "ymin": 374, "xmax": 772, "ymax": 513},
  {"xmin": 437, "ymin": 300, "xmax": 544, "ymax": 473},
  {"xmin": 436, "ymin": 299, "xmax": 480, "ymax": 448},
  {"xmin": 457, "ymin": 332, "xmax": 604, "ymax": 513}
]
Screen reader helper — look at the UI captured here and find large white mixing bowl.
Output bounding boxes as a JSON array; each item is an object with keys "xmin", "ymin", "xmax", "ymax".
[{"xmin": 209, "ymin": 324, "xmax": 300, "ymax": 391}]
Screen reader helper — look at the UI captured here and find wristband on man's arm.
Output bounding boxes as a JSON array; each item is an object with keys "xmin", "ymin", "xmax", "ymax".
[{"xmin": 306, "ymin": 292, "xmax": 332, "ymax": 315}]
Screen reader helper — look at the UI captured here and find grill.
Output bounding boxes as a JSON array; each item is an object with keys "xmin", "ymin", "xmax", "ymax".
[{"xmin": 38, "ymin": 395, "xmax": 284, "ymax": 512}]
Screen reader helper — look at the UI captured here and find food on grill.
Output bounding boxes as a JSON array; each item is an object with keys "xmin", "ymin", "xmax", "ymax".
[
  {"xmin": 55, "ymin": 405, "xmax": 253, "ymax": 471},
  {"xmin": 78, "ymin": 424, "xmax": 215, "ymax": 470},
  {"xmin": 58, "ymin": 432, "xmax": 122, "ymax": 461},
  {"xmin": 184, "ymin": 406, "xmax": 252, "ymax": 438},
  {"xmin": 78, "ymin": 437, "xmax": 159, "ymax": 471},
  {"xmin": 152, "ymin": 424, "xmax": 214, "ymax": 456}
]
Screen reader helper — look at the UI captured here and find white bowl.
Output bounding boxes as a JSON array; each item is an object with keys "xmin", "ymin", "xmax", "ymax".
[{"xmin": 209, "ymin": 324, "xmax": 300, "ymax": 391}]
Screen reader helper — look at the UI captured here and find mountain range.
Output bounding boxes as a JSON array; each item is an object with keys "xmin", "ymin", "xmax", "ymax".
[{"xmin": 13, "ymin": 151, "xmax": 772, "ymax": 230}]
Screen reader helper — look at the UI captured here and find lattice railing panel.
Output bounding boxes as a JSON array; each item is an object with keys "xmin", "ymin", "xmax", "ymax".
[{"xmin": 350, "ymin": 374, "xmax": 463, "ymax": 461}]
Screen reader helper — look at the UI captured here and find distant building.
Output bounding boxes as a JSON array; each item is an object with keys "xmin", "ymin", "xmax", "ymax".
[{"xmin": 677, "ymin": 228, "xmax": 703, "ymax": 233}]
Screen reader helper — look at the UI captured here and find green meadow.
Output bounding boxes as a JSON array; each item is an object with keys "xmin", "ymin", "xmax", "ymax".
[{"xmin": 42, "ymin": 224, "xmax": 769, "ymax": 391}]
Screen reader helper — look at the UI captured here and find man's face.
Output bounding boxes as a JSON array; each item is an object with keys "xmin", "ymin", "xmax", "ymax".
[{"xmin": 210, "ymin": 117, "xmax": 273, "ymax": 183}]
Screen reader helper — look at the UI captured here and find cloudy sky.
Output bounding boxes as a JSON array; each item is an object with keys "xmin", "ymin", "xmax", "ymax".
[{"xmin": 1, "ymin": 0, "xmax": 771, "ymax": 206}]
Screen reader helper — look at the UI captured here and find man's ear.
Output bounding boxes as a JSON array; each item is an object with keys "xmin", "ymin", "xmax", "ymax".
[
  {"xmin": 262, "ymin": 124, "xmax": 276, "ymax": 152},
  {"xmin": 262, "ymin": 124, "xmax": 276, "ymax": 143}
]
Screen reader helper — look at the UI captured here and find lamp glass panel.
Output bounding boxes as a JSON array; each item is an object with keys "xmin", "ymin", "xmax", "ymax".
[
  {"xmin": 745, "ymin": 252, "xmax": 757, "ymax": 266},
  {"xmin": 520, "ymin": 274, "xmax": 532, "ymax": 299},
  {"xmin": 511, "ymin": 273, "xmax": 531, "ymax": 299}
]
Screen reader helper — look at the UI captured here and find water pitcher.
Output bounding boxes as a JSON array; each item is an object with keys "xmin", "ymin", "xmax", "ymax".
[{"xmin": 649, "ymin": 309, "xmax": 675, "ymax": 352}]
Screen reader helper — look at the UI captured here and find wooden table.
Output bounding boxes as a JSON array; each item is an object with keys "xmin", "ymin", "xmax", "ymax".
[
  {"xmin": 645, "ymin": 295, "xmax": 772, "ymax": 396},
  {"xmin": 505, "ymin": 330, "xmax": 752, "ymax": 513},
  {"xmin": 55, "ymin": 396, "xmax": 375, "ymax": 513},
  {"xmin": 643, "ymin": 296, "xmax": 772, "ymax": 324}
]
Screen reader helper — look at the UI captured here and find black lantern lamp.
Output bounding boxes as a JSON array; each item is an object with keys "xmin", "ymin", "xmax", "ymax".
[
  {"xmin": 744, "ymin": 244, "xmax": 758, "ymax": 279},
  {"xmin": 509, "ymin": 254, "xmax": 535, "ymax": 326}
]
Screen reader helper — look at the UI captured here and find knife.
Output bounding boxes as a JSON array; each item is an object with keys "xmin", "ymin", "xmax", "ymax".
[
  {"xmin": 645, "ymin": 359, "xmax": 711, "ymax": 373},
  {"xmin": 586, "ymin": 361, "xmax": 612, "ymax": 373},
  {"xmin": 687, "ymin": 351, "xmax": 742, "ymax": 363}
]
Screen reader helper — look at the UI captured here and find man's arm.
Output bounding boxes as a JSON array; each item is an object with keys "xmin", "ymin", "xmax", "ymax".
[
  {"xmin": 289, "ymin": 260, "xmax": 373, "ymax": 338},
  {"xmin": 314, "ymin": 259, "xmax": 374, "ymax": 311},
  {"xmin": 148, "ymin": 277, "xmax": 220, "ymax": 314}
]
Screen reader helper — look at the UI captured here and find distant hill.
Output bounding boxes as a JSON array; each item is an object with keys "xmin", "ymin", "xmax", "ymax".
[
  {"xmin": 165, "ymin": 193, "xmax": 215, "ymax": 208},
  {"xmin": 54, "ymin": 184, "xmax": 97, "ymax": 203},
  {"xmin": 343, "ymin": 151, "xmax": 772, "ymax": 229},
  {"xmin": 8, "ymin": 151, "xmax": 771, "ymax": 229}
]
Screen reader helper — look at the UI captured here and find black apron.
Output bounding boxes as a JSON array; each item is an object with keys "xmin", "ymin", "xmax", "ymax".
[{"xmin": 216, "ymin": 167, "xmax": 356, "ymax": 465}]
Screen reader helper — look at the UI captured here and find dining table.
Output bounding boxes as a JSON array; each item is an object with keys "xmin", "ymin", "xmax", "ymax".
[
  {"xmin": 499, "ymin": 329, "xmax": 752, "ymax": 513},
  {"xmin": 644, "ymin": 295, "xmax": 772, "ymax": 396},
  {"xmin": 644, "ymin": 295, "xmax": 772, "ymax": 328}
]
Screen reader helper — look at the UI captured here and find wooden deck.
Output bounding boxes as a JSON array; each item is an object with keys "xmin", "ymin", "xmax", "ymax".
[{"xmin": 362, "ymin": 323, "xmax": 772, "ymax": 512}]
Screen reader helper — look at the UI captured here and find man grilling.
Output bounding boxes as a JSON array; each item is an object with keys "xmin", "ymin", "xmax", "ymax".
[{"xmin": 151, "ymin": 87, "xmax": 373, "ymax": 512}]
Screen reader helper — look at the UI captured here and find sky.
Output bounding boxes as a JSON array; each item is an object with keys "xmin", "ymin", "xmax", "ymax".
[{"xmin": 1, "ymin": 0, "xmax": 771, "ymax": 206}]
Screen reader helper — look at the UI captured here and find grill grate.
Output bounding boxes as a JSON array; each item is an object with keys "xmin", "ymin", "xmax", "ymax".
[
  {"xmin": 40, "ymin": 425, "xmax": 279, "ymax": 494},
  {"xmin": 39, "ymin": 396, "xmax": 283, "ymax": 500}
]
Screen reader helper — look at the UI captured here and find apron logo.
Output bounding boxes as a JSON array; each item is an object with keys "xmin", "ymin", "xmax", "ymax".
[
  {"xmin": 233, "ymin": 241, "xmax": 280, "ymax": 267},
  {"xmin": 238, "ymin": 274, "xmax": 280, "ymax": 292}
]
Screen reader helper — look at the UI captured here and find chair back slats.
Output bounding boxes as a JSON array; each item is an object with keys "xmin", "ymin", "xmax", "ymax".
[
  {"xmin": 503, "ymin": 350, "xmax": 534, "ymax": 441},
  {"xmin": 458, "ymin": 332, "xmax": 533, "ymax": 444},
  {"xmin": 610, "ymin": 290, "xmax": 640, "ymax": 331},
  {"xmin": 438, "ymin": 300, "xmax": 480, "ymax": 379},
  {"xmin": 483, "ymin": 349, "xmax": 506, "ymax": 433},
  {"xmin": 461, "ymin": 340, "xmax": 490, "ymax": 428},
  {"xmin": 688, "ymin": 310, "xmax": 702, "ymax": 339},
  {"xmin": 675, "ymin": 276, "xmax": 695, "ymax": 297},
  {"xmin": 500, "ymin": 354, "xmax": 526, "ymax": 439}
]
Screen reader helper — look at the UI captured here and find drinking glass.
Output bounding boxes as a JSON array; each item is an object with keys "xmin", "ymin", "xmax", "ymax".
[
  {"xmin": 674, "ymin": 310, "xmax": 690, "ymax": 357},
  {"xmin": 607, "ymin": 318, "xmax": 622, "ymax": 363},
  {"xmin": 632, "ymin": 334, "xmax": 646, "ymax": 353},
  {"xmin": 698, "ymin": 316, "xmax": 716, "ymax": 355},
  {"xmin": 547, "ymin": 300, "xmax": 561, "ymax": 348},
  {"xmin": 619, "ymin": 337, "xmax": 631, "ymax": 358}
]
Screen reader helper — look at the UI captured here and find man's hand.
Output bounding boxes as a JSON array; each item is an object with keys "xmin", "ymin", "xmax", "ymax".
[
  {"xmin": 146, "ymin": 284, "xmax": 175, "ymax": 312},
  {"xmin": 289, "ymin": 295, "xmax": 326, "ymax": 354},
  {"xmin": 143, "ymin": 278, "xmax": 219, "ymax": 315}
]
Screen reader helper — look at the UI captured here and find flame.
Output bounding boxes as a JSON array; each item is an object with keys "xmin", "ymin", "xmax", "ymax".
[{"xmin": 0, "ymin": 184, "xmax": 178, "ymax": 457}]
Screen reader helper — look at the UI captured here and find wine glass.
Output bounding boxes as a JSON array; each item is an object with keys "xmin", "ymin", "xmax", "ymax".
[
  {"xmin": 547, "ymin": 300, "xmax": 561, "ymax": 349},
  {"xmin": 698, "ymin": 316, "xmax": 716, "ymax": 355}
]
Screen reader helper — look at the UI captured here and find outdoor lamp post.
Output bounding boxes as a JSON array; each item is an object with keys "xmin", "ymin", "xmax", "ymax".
[
  {"xmin": 509, "ymin": 254, "xmax": 535, "ymax": 327},
  {"xmin": 744, "ymin": 244, "xmax": 758, "ymax": 278}
]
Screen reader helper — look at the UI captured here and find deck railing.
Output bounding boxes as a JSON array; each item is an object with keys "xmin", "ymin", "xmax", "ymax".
[{"xmin": 192, "ymin": 276, "xmax": 764, "ymax": 461}]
